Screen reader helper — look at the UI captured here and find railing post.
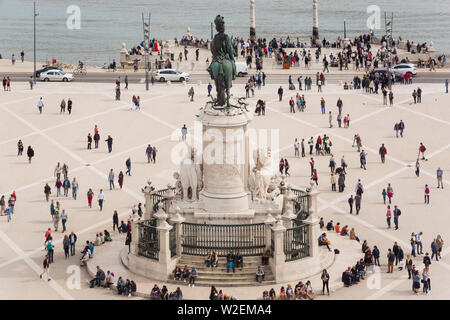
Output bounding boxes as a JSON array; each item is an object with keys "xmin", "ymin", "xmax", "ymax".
[
  {"xmin": 270, "ymin": 218, "xmax": 286, "ymax": 282},
  {"xmin": 305, "ymin": 189, "xmax": 320, "ymax": 258},
  {"xmin": 157, "ymin": 219, "xmax": 173, "ymax": 272},
  {"xmin": 264, "ymin": 211, "xmax": 276, "ymax": 251},
  {"xmin": 168, "ymin": 207, "xmax": 185, "ymax": 257},
  {"xmin": 130, "ymin": 221, "xmax": 139, "ymax": 255}
]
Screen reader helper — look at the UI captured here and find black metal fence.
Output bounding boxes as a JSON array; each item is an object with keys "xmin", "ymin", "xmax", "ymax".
[
  {"xmin": 151, "ymin": 187, "xmax": 175, "ymax": 213},
  {"xmin": 284, "ymin": 223, "xmax": 310, "ymax": 262},
  {"xmin": 137, "ymin": 219, "xmax": 159, "ymax": 260},
  {"xmin": 169, "ymin": 223, "xmax": 177, "ymax": 258},
  {"xmin": 182, "ymin": 222, "xmax": 266, "ymax": 257},
  {"xmin": 292, "ymin": 188, "xmax": 309, "ymax": 222}
]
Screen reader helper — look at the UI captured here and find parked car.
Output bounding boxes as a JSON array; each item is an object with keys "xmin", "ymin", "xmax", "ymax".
[
  {"xmin": 392, "ymin": 63, "xmax": 417, "ymax": 75},
  {"xmin": 39, "ymin": 70, "xmax": 74, "ymax": 82},
  {"xmin": 235, "ymin": 62, "xmax": 248, "ymax": 77},
  {"xmin": 154, "ymin": 69, "xmax": 190, "ymax": 82},
  {"xmin": 34, "ymin": 65, "xmax": 62, "ymax": 78}
]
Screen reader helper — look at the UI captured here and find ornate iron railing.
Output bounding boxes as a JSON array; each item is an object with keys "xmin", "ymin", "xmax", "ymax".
[
  {"xmin": 181, "ymin": 222, "xmax": 266, "ymax": 257},
  {"xmin": 292, "ymin": 188, "xmax": 309, "ymax": 222},
  {"xmin": 284, "ymin": 223, "xmax": 310, "ymax": 262},
  {"xmin": 137, "ymin": 219, "xmax": 159, "ymax": 260},
  {"xmin": 169, "ymin": 223, "xmax": 177, "ymax": 258},
  {"xmin": 151, "ymin": 187, "xmax": 175, "ymax": 213}
]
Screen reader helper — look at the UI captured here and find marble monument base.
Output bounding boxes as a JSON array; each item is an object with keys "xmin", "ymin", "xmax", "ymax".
[{"xmin": 198, "ymin": 189, "xmax": 251, "ymax": 213}]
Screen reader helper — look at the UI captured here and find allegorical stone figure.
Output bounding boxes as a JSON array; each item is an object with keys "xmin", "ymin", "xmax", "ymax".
[{"xmin": 207, "ymin": 15, "xmax": 236, "ymax": 107}]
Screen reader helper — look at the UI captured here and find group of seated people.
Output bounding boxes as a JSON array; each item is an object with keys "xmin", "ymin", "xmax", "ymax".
[
  {"xmin": 204, "ymin": 252, "xmax": 219, "ymax": 268},
  {"xmin": 341, "ymin": 259, "xmax": 368, "ymax": 287},
  {"xmin": 172, "ymin": 265, "xmax": 198, "ymax": 287},
  {"xmin": 94, "ymin": 230, "xmax": 112, "ymax": 246},
  {"xmin": 262, "ymin": 281, "xmax": 316, "ymax": 300},
  {"xmin": 80, "ymin": 240, "xmax": 95, "ymax": 266},
  {"xmin": 150, "ymin": 284, "xmax": 183, "ymax": 300},
  {"xmin": 318, "ymin": 233, "xmax": 332, "ymax": 251},
  {"xmin": 341, "ymin": 241, "xmax": 373, "ymax": 287},
  {"xmin": 209, "ymin": 286, "xmax": 236, "ymax": 300},
  {"xmin": 89, "ymin": 265, "xmax": 136, "ymax": 296},
  {"xmin": 321, "ymin": 219, "xmax": 360, "ymax": 242}
]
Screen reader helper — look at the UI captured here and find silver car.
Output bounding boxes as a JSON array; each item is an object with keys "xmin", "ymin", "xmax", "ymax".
[
  {"xmin": 392, "ymin": 63, "xmax": 417, "ymax": 75},
  {"xmin": 39, "ymin": 70, "xmax": 74, "ymax": 82},
  {"xmin": 154, "ymin": 69, "xmax": 190, "ymax": 82}
]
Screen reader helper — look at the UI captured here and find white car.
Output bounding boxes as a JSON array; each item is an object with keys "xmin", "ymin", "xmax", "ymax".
[
  {"xmin": 154, "ymin": 69, "xmax": 190, "ymax": 82},
  {"xmin": 392, "ymin": 63, "xmax": 417, "ymax": 75},
  {"xmin": 39, "ymin": 70, "xmax": 74, "ymax": 82},
  {"xmin": 235, "ymin": 61, "xmax": 248, "ymax": 77}
]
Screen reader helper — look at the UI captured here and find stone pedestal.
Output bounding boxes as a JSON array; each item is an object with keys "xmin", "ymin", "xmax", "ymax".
[
  {"xmin": 168, "ymin": 209, "xmax": 185, "ymax": 257},
  {"xmin": 312, "ymin": 0, "xmax": 319, "ymax": 43},
  {"xmin": 269, "ymin": 220, "xmax": 286, "ymax": 281},
  {"xmin": 250, "ymin": 0, "xmax": 256, "ymax": 41},
  {"xmin": 198, "ymin": 111, "xmax": 252, "ymax": 213}
]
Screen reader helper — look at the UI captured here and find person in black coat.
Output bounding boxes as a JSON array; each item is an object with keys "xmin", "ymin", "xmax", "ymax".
[{"xmin": 27, "ymin": 146, "xmax": 34, "ymax": 163}]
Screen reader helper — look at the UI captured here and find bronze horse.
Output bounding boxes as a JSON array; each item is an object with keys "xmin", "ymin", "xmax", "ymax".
[{"xmin": 207, "ymin": 15, "xmax": 236, "ymax": 108}]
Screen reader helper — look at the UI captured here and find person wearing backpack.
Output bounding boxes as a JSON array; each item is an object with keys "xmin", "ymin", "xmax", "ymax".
[
  {"xmin": 46, "ymin": 237, "xmax": 55, "ymax": 263},
  {"xmin": 393, "ymin": 205, "xmax": 401, "ymax": 230}
]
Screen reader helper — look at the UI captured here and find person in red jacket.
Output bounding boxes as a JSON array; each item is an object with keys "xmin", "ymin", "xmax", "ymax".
[
  {"xmin": 419, "ymin": 143, "xmax": 426, "ymax": 160},
  {"xmin": 379, "ymin": 143, "xmax": 387, "ymax": 163}
]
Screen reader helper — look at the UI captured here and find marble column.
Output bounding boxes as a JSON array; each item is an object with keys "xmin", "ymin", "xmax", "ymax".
[
  {"xmin": 250, "ymin": 0, "xmax": 256, "ymax": 41},
  {"xmin": 312, "ymin": 0, "xmax": 319, "ymax": 44}
]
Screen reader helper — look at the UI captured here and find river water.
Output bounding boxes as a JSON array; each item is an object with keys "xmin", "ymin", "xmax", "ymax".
[{"xmin": 0, "ymin": 0, "xmax": 449, "ymax": 65}]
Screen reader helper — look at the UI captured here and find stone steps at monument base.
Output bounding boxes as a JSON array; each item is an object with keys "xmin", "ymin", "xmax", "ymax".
[{"xmin": 172, "ymin": 254, "xmax": 275, "ymax": 286}]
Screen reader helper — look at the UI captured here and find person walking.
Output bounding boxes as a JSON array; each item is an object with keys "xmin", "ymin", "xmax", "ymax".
[
  {"xmin": 321, "ymin": 269, "xmax": 330, "ymax": 296},
  {"xmin": 294, "ymin": 138, "xmax": 300, "ymax": 158},
  {"xmin": 39, "ymin": 255, "xmax": 51, "ymax": 281},
  {"xmin": 348, "ymin": 195, "xmax": 354, "ymax": 214},
  {"xmin": 389, "ymin": 90, "xmax": 394, "ymax": 105},
  {"xmin": 330, "ymin": 173, "xmax": 336, "ymax": 191},
  {"xmin": 60, "ymin": 209, "xmax": 68, "ymax": 232},
  {"xmin": 113, "ymin": 211, "xmax": 119, "ymax": 231},
  {"xmin": 277, "ymin": 86, "xmax": 283, "ymax": 101},
  {"xmin": 379, "ymin": 144, "xmax": 387, "ymax": 163},
  {"xmin": 152, "ymin": 146, "xmax": 157, "ymax": 163},
  {"xmin": 320, "ymin": 97, "xmax": 326, "ymax": 114},
  {"xmin": 37, "ymin": 97, "xmax": 44, "ymax": 114},
  {"xmin": 125, "ymin": 158, "xmax": 131, "ymax": 176},
  {"xmin": 355, "ymin": 194, "xmax": 361, "ymax": 215},
  {"xmin": 431, "ymin": 239, "xmax": 439, "ymax": 261},
  {"xmin": 118, "ymin": 171, "xmax": 124, "ymax": 189},
  {"xmin": 124, "ymin": 75, "xmax": 128, "ymax": 90},
  {"xmin": 387, "ymin": 249, "xmax": 395, "ymax": 273},
  {"xmin": 188, "ymin": 87, "xmax": 194, "ymax": 102},
  {"xmin": 410, "ymin": 233, "xmax": 417, "ymax": 257},
  {"xmin": 386, "ymin": 205, "xmax": 392, "ymax": 228},
  {"xmin": 373, "ymin": 246, "xmax": 381, "ymax": 266},
  {"xmin": 71, "ymin": 177, "xmax": 78, "ymax": 200},
  {"xmin": 146, "ymin": 144, "xmax": 153, "ymax": 163},
  {"xmin": 417, "ymin": 87, "xmax": 422, "ymax": 103},
  {"xmin": 69, "ymin": 231, "xmax": 77, "ymax": 256},
  {"xmin": 415, "ymin": 159, "xmax": 420, "ymax": 177},
  {"xmin": 437, "ymin": 167, "xmax": 444, "ymax": 188},
  {"xmin": 207, "ymin": 83, "xmax": 212, "ymax": 96},
  {"xmin": 382, "ymin": 88, "xmax": 388, "ymax": 105},
  {"xmin": 393, "ymin": 205, "xmax": 401, "ymax": 230},
  {"xmin": 328, "ymin": 111, "xmax": 333, "ymax": 128},
  {"xmin": 44, "ymin": 183, "xmax": 51, "ymax": 202},
  {"xmin": 386, "ymin": 183, "xmax": 394, "ymax": 204},
  {"xmin": 105, "ymin": 135, "xmax": 113, "ymax": 153},
  {"xmin": 93, "ymin": 131, "xmax": 100, "ymax": 149},
  {"xmin": 26, "ymin": 146, "xmax": 34, "ymax": 163},
  {"xmin": 416, "ymin": 232, "xmax": 423, "ymax": 255},
  {"xmin": 437, "ymin": 234, "xmax": 444, "ymax": 258},
  {"xmin": 108, "ymin": 169, "xmax": 115, "ymax": 190},
  {"xmin": 446, "ymin": 79, "xmax": 449, "ymax": 93},
  {"xmin": 406, "ymin": 255, "xmax": 413, "ymax": 279},
  {"xmin": 412, "ymin": 89, "xmax": 417, "ymax": 104},
  {"xmin": 181, "ymin": 124, "xmax": 188, "ymax": 141},
  {"xmin": 87, "ymin": 188, "xmax": 94, "ymax": 208},
  {"xmin": 98, "ymin": 189, "xmax": 105, "ymax": 211},
  {"xmin": 60, "ymin": 99, "xmax": 66, "ymax": 113},
  {"xmin": 424, "ymin": 184, "xmax": 430, "ymax": 204},
  {"xmin": 46, "ymin": 237, "xmax": 54, "ymax": 263},
  {"xmin": 63, "ymin": 235, "xmax": 70, "ymax": 259},
  {"xmin": 398, "ymin": 120, "xmax": 405, "ymax": 137},
  {"xmin": 289, "ymin": 97, "xmax": 295, "ymax": 113},
  {"xmin": 360, "ymin": 150, "xmax": 367, "ymax": 170},
  {"xmin": 67, "ymin": 98, "xmax": 73, "ymax": 114},
  {"xmin": 418, "ymin": 143, "xmax": 426, "ymax": 160}
]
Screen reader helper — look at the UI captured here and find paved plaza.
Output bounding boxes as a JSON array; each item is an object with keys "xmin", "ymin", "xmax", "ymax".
[{"xmin": 1, "ymin": 79, "xmax": 450, "ymax": 299}]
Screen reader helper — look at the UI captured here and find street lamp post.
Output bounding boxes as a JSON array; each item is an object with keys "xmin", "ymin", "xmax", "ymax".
[
  {"xmin": 344, "ymin": 19, "xmax": 347, "ymax": 39},
  {"xmin": 33, "ymin": 1, "xmax": 38, "ymax": 84}
]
